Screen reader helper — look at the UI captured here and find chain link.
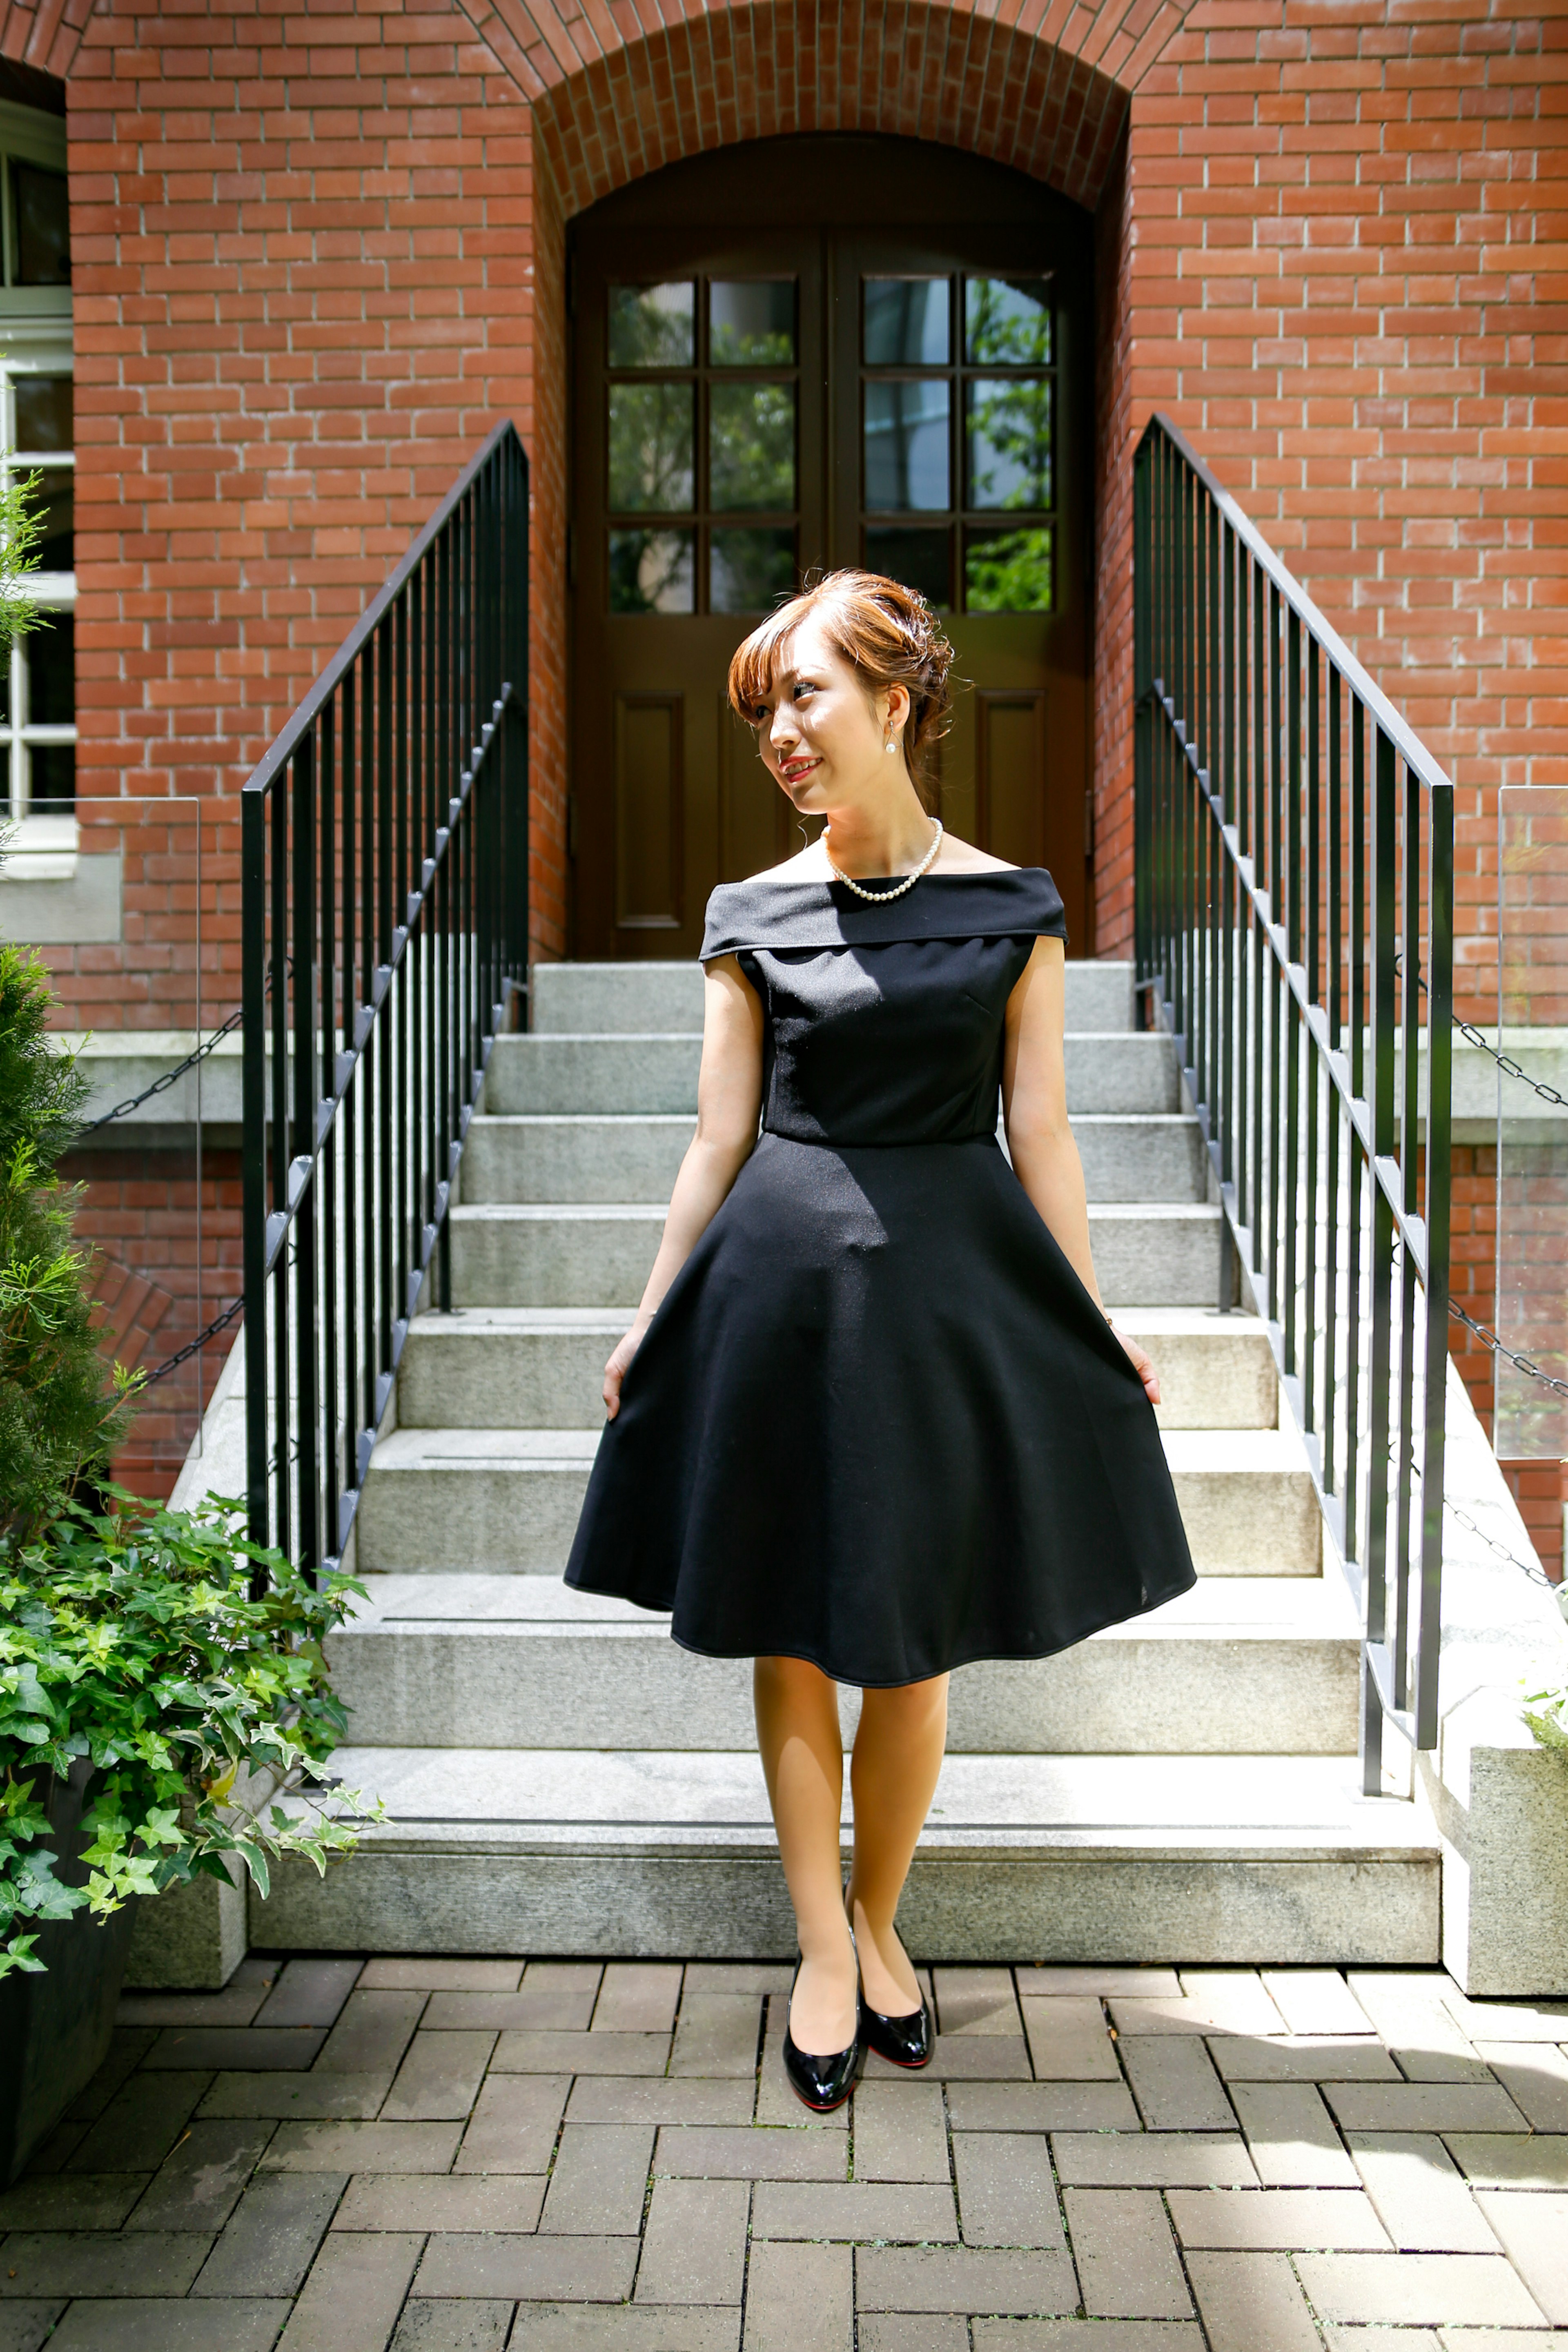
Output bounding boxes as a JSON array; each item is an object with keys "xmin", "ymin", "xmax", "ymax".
[
  {"xmin": 81, "ymin": 1007, "xmax": 244, "ymax": 1133},
  {"xmin": 133, "ymin": 1294, "xmax": 244, "ymax": 1388},
  {"xmin": 1448, "ymin": 1299, "xmax": 1568, "ymax": 1403}
]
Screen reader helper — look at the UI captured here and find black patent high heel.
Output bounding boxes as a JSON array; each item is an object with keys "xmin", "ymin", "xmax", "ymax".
[
  {"xmin": 783, "ymin": 1951, "xmax": 861, "ymax": 2113},
  {"xmin": 845, "ymin": 1897, "xmax": 933, "ymax": 2069}
]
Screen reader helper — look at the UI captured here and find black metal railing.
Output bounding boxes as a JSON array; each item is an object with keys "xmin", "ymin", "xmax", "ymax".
[
  {"xmin": 1134, "ymin": 414, "xmax": 1453, "ymax": 1787},
  {"xmin": 242, "ymin": 422, "xmax": 529, "ymax": 1577}
]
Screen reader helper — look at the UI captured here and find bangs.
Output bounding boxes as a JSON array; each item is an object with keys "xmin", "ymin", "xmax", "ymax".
[{"xmin": 725, "ymin": 590, "xmax": 816, "ymax": 720}]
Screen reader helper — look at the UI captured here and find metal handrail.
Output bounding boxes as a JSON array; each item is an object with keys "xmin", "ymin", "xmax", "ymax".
[
  {"xmin": 241, "ymin": 423, "xmax": 530, "ymax": 1577},
  {"xmin": 1134, "ymin": 413, "xmax": 1453, "ymax": 1784}
]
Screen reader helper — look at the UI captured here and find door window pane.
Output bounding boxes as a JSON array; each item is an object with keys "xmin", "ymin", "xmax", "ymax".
[
  {"xmin": 608, "ymin": 282, "xmax": 695, "ymax": 368},
  {"xmin": 965, "ymin": 526, "xmax": 1053, "ymax": 612},
  {"xmin": 965, "ymin": 277, "xmax": 1052, "ymax": 366},
  {"xmin": 864, "ymin": 525, "xmax": 951, "ymax": 611},
  {"xmin": 967, "ymin": 378, "xmax": 1052, "ymax": 511},
  {"xmin": 27, "ymin": 742, "xmax": 74, "ymax": 812},
  {"xmin": 609, "ymin": 529, "xmax": 695, "ymax": 613},
  {"xmin": 710, "ymin": 382, "xmax": 795, "ymax": 511},
  {"xmin": 864, "ymin": 381, "xmax": 950, "ymax": 512},
  {"xmin": 13, "ymin": 376, "xmax": 72, "ymax": 452},
  {"xmin": 28, "ymin": 610, "xmax": 74, "ymax": 723},
  {"xmin": 12, "ymin": 164, "xmax": 69, "ymax": 286},
  {"xmin": 609, "ymin": 383, "xmax": 694, "ymax": 512},
  {"xmin": 864, "ymin": 279, "xmax": 949, "ymax": 366},
  {"xmin": 31, "ymin": 468, "xmax": 72, "ymax": 570},
  {"xmin": 710, "ymin": 281, "xmax": 795, "ymax": 365},
  {"xmin": 711, "ymin": 527, "xmax": 796, "ymax": 614}
]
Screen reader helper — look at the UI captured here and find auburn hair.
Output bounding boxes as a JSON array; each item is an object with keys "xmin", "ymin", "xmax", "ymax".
[{"xmin": 726, "ymin": 570, "xmax": 956, "ymax": 814}]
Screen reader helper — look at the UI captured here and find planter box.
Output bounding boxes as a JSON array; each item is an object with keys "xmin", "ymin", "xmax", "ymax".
[{"xmin": 0, "ymin": 1761, "xmax": 137, "ymax": 2185}]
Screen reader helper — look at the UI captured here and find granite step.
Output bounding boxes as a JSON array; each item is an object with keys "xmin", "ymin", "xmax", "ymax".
[{"xmin": 530, "ymin": 957, "xmax": 1138, "ymax": 1038}]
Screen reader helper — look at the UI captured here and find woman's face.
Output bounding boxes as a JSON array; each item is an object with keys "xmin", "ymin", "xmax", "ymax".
[{"xmin": 748, "ymin": 613, "xmax": 908, "ymax": 816}]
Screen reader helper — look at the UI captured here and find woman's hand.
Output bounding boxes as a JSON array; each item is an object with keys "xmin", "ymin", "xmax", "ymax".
[
  {"xmin": 603, "ymin": 1322, "xmax": 649, "ymax": 1420},
  {"xmin": 1111, "ymin": 1324, "xmax": 1161, "ymax": 1408}
]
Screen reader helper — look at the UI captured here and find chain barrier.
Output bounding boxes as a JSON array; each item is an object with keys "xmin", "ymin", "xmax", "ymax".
[
  {"xmin": 132, "ymin": 1294, "xmax": 244, "ymax": 1389},
  {"xmin": 1448, "ymin": 1298, "xmax": 1568, "ymax": 1403},
  {"xmin": 80, "ymin": 1007, "xmax": 243, "ymax": 1133}
]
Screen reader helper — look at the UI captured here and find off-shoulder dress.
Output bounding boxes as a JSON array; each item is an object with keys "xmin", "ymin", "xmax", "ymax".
[{"xmin": 564, "ymin": 867, "xmax": 1196, "ymax": 1686}]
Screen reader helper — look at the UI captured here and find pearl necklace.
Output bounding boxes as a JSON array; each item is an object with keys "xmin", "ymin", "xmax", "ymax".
[{"xmin": 824, "ymin": 820, "xmax": 944, "ymax": 903}]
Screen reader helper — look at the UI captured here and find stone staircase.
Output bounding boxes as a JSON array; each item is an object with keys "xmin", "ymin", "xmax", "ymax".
[{"xmin": 264, "ymin": 960, "xmax": 1442, "ymax": 1965}]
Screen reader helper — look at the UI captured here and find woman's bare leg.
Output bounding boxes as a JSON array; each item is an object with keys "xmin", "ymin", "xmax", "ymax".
[
  {"xmin": 753, "ymin": 1656, "xmax": 858, "ymax": 2055},
  {"xmin": 846, "ymin": 1674, "xmax": 949, "ymax": 2016}
]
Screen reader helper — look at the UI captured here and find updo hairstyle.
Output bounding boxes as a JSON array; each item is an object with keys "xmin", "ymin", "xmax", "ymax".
[{"xmin": 727, "ymin": 570, "xmax": 956, "ymax": 814}]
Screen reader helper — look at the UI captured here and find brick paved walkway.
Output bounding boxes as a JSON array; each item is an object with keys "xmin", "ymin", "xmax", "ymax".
[{"xmin": 3, "ymin": 1959, "xmax": 1567, "ymax": 2350}]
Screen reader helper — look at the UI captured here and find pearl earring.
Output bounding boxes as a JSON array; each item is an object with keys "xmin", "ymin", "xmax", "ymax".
[{"xmin": 885, "ymin": 737, "xmax": 897, "ymax": 755}]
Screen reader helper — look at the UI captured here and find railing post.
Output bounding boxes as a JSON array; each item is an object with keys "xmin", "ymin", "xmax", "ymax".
[{"xmin": 241, "ymin": 785, "xmax": 270, "ymax": 1561}]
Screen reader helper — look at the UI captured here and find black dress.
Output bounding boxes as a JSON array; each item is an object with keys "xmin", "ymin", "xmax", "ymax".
[{"xmin": 564, "ymin": 868, "xmax": 1196, "ymax": 1686}]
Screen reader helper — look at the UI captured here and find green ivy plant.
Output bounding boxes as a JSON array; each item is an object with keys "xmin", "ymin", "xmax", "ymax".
[
  {"xmin": 1524, "ymin": 1682, "xmax": 1568, "ymax": 1757},
  {"xmin": 0, "ymin": 1488, "xmax": 380, "ymax": 1980}
]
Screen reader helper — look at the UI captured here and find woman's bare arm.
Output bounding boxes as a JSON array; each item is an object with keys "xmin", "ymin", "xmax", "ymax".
[
  {"xmin": 1001, "ymin": 937, "xmax": 1160, "ymax": 1407},
  {"xmin": 601, "ymin": 954, "xmax": 764, "ymax": 1418}
]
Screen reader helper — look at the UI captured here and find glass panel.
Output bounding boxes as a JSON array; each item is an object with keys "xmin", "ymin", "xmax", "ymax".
[
  {"xmin": 864, "ymin": 279, "xmax": 949, "ymax": 366},
  {"xmin": 710, "ymin": 383, "xmax": 795, "ymax": 512},
  {"xmin": 710, "ymin": 281, "xmax": 795, "ymax": 366},
  {"xmin": 864, "ymin": 381, "xmax": 950, "ymax": 512},
  {"xmin": 609, "ymin": 384, "xmax": 694, "ymax": 512},
  {"xmin": 711, "ymin": 527, "xmax": 796, "ymax": 614},
  {"xmin": 27, "ymin": 744, "xmax": 75, "ymax": 811},
  {"xmin": 1495, "ymin": 784, "xmax": 1568, "ymax": 1458},
  {"xmin": 864, "ymin": 525, "xmax": 951, "ymax": 611},
  {"xmin": 27, "ymin": 612, "xmax": 74, "ymax": 723},
  {"xmin": 608, "ymin": 282, "xmax": 695, "ymax": 368},
  {"xmin": 967, "ymin": 378, "xmax": 1052, "ymax": 511},
  {"xmin": 965, "ymin": 526, "xmax": 1053, "ymax": 612},
  {"xmin": 608, "ymin": 530, "xmax": 695, "ymax": 613},
  {"xmin": 0, "ymin": 650, "xmax": 9, "ymax": 725},
  {"xmin": 12, "ymin": 164, "xmax": 69, "ymax": 287},
  {"xmin": 965, "ymin": 276, "xmax": 1052, "ymax": 366},
  {"xmin": 13, "ymin": 376, "xmax": 72, "ymax": 453},
  {"xmin": 31, "ymin": 467, "xmax": 72, "ymax": 571}
]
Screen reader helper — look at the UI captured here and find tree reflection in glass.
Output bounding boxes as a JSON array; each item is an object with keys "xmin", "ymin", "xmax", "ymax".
[
  {"xmin": 609, "ymin": 384, "xmax": 695, "ymax": 512},
  {"xmin": 710, "ymin": 282, "xmax": 795, "ymax": 365},
  {"xmin": 608, "ymin": 282, "xmax": 695, "ymax": 368},
  {"xmin": 965, "ymin": 278, "xmax": 1052, "ymax": 366},
  {"xmin": 965, "ymin": 527, "xmax": 1052, "ymax": 612},
  {"xmin": 609, "ymin": 529, "xmax": 696, "ymax": 613},
  {"xmin": 711, "ymin": 528, "xmax": 796, "ymax": 613},
  {"xmin": 710, "ymin": 383, "xmax": 795, "ymax": 511},
  {"xmin": 967, "ymin": 378, "xmax": 1052, "ymax": 511}
]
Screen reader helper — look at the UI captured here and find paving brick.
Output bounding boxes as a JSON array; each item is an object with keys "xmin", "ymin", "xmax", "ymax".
[
  {"xmin": 0, "ymin": 2175, "xmax": 147, "ymax": 2230},
  {"xmin": 336, "ymin": 2175, "xmax": 545, "ymax": 2232},
  {"xmin": 126, "ymin": 2119, "xmax": 276, "ymax": 2232},
  {"xmin": 861, "ymin": 2321, "xmax": 969, "ymax": 2352},
  {"xmin": 0, "ymin": 2231, "xmax": 212, "ymax": 2296},
  {"xmin": 756, "ymin": 1999, "xmax": 848, "ymax": 2130},
  {"xmin": 456, "ymin": 2076, "xmax": 570, "ymax": 2173},
  {"xmin": 1051, "ymin": 2133, "xmax": 1257, "ymax": 2188},
  {"xmin": 421, "ymin": 1995, "xmax": 584, "ymax": 2033},
  {"xmin": 508, "ymin": 2310, "xmax": 739, "ymax": 2347},
  {"xmin": 0, "ymin": 2304, "xmax": 66, "ymax": 2352},
  {"xmin": 1229, "ymin": 2083, "xmax": 1359, "ymax": 2186},
  {"xmin": 493, "ymin": 2033, "xmax": 670, "ymax": 2076},
  {"xmin": 953, "ymin": 2133, "xmax": 1063, "ymax": 2248},
  {"xmin": 1324, "ymin": 2084, "xmax": 1528, "ymax": 2137},
  {"xmin": 388, "ymin": 2302, "xmax": 514, "ymax": 2352},
  {"xmin": 1324, "ymin": 2332, "xmax": 1438, "ymax": 2352},
  {"xmin": 1020, "ymin": 1971, "xmax": 1181, "ymax": 1999},
  {"xmin": 118, "ymin": 1980, "xmax": 277, "ymax": 2029},
  {"xmin": 864, "ymin": 2038, "xmax": 1030, "ymax": 2082},
  {"xmin": 1439, "ymin": 1993, "xmax": 1568, "ymax": 2045},
  {"xmin": 276, "ymin": 2228, "xmax": 423, "ymax": 2350},
  {"xmin": 1209, "ymin": 2036, "xmax": 1399, "ymax": 2084},
  {"xmin": 753, "ymin": 2179, "xmax": 958, "ymax": 2242},
  {"xmin": 1444, "ymin": 2133, "xmax": 1568, "ymax": 2187},
  {"xmin": 1471, "ymin": 2042, "xmax": 1568, "ymax": 2132},
  {"xmin": 971, "ymin": 2327, "xmax": 1201, "ymax": 2350},
  {"xmin": 655, "ymin": 2126, "xmax": 846, "ymax": 2179},
  {"xmin": 145, "ymin": 2029, "xmax": 328, "ymax": 2074},
  {"xmin": 381, "ymin": 2031, "xmax": 495, "ymax": 2122},
  {"xmin": 743, "ymin": 2239, "xmax": 851, "ymax": 2351},
  {"xmin": 1471, "ymin": 2191, "xmax": 1568, "ymax": 2322},
  {"xmin": 682, "ymin": 1966, "xmax": 794, "ymax": 1995},
  {"xmin": 260, "ymin": 2122, "xmax": 462, "ymax": 2174},
  {"xmin": 41, "ymin": 2302, "xmax": 291, "ymax": 2351},
  {"xmin": 945, "ymin": 2082, "xmax": 1138, "ymax": 2133},
  {"xmin": 360, "ymin": 1961, "xmax": 522, "ymax": 1993},
  {"xmin": 1167, "ymin": 2187, "xmax": 1390, "ymax": 2249},
  {"xmin": 65, "ymin": 2033, "xmax": 155, "ymax": 2124},
  {"xmin": 1120, "ymin": 2038, "xmax": 1234, "ymax": 2132},
  {"xmin": 1435, "ymin": 2335, "xmax": 1555, "ymax": 2352},
  {"xmin": 670, "ymin": 1993, "xmax": 763, "ymax": 2078},
  {"xmin": 316, "ymin": 1993, "xmax": 426, "ymax": 2077},
  {"xmin": 1295, "ymin": 2249, "xmax": 1548, "ymax": 2325},
  {"xmin": 1348, "ymin": 2133, "xmax": 1499, "ymax": 2253},
  {"xmin": 1186, "ymin": 2251, "xmax": 1323, "ymax": 2352},
  {"xmin": 540, "ymin": 2123, "xmax": 653, "ymax": 2234},
  {"xmin": 194, "ymin": 2170, "xmax": 346, "ymax": 2297},
  {"xmin": 1019, "ymin": 1998, "xmax": 1121, "ymax": 2081},
  {"xmin": 855, "ymin": 2247, "xmax": 1077, "ymax": 2314},
  {"xmin": 1344, "ymin": 1978, "xmax": 1485, "ymax": 2082},
  {"xmin": 200, "ymin": 2077, "xmax": 394, "ymax": 2122},
  {"xmin": 635, "ymin": 2176, "xmax": 750, "ymax": 2302},
  {"xmin": 67, "ymin": 2073, "xmax": 210, "ymax": 2172},
  {"xmin": 592, "ymin": 1965, "xmax": 683, "ymax": 2034},
  {"xmin": 1260, "ymin": 1972, "xmax": 1375, "ymax": 2038},
  {"xmin": 252, "ymin": 1963, "xmax": 363, "ymax": 2031},
  {"xmin": 1064, "ymin": 2188, "xmax": 1191, "ymax": 2319},
  {"xmin": 933, "ymin": 1970, "xmax": 1021, "ymax": 2036},
  {"xmin": 415, "ymin": 2235, "xmax": 638, "ymax": 2301},
  {"xmin": 1109, "ymin": 1986, "xmax": 1285, "ymax": 2040},
  {"xmin": 570, "ymin": 2078, "xmax": 755, "ymax": 2129},
  {"xmin": 853, "ymin": 2082, "xmax": 949, "ymax": 2184}
]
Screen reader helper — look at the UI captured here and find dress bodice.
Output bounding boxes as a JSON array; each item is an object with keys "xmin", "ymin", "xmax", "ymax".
[{"xmin": 700, "ymin": 869, "xmax": 1067, "ymax": 1147}]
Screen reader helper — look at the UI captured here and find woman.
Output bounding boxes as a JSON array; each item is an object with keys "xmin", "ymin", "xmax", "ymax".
[{"xmin": 566, "ymin": 572, "xmax": 1195, "ymax": 2110}]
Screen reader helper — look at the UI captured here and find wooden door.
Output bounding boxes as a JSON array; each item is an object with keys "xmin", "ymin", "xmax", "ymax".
[{"xmin": 569, "ymin": 139, "xmax": 1093, "ymax": 959}]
